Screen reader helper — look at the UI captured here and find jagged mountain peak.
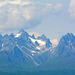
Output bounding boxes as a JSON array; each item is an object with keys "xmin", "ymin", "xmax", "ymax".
[
  {"xmin": 0, "ymin": 31, "xmax": 75, "ymax": 70},
  {"xmin": 63, "ymin": 33, "xmax": 74, "ymax": 38},
  {"xmin": 59, "ymin": 33, "xmax": 75, "ymax": 44},
  {"xmin": 15, "ymin": 29, "xmax": 29, "ymax": 39},
  {"xmin": 31, "ymin": 34, "xmax": 35, "ymax": 39},
  {"xmin": 19, "ymin": 29, "xmax": 29, "ymax": 36},
  {"xmin": 64, "ymin": 33, "xmax": 74, "ymax": 39},
  {"xmin": 45, "ymin": 39, "xmax": 52, "ymax": 48},
  {"xmin": 9, "ymin": 33, "xmax": 15, "ymax": 37},
  {"xmin": 67, "ymin": 33, "xmax": 74, "ymax": 37},
  {"xmin": 55, "ymin": 33, "xmax": 75, "ymax": 56},
  {"xmin": 37, "ymin": 34, "xmax": 47, "ymax": 41},
  {"xmin": 3, "ymin": 34, "xmax": 9, "ymax": 38},
  {"xmin": 41, "ymin": 34, "xmax": 46, "ymax": 38},
  {"xmin": 19, "ymin": 29, "xmax": 25, "ymax": 33},
  {"xmin": 0, "ymin": 34, "xmax": 2, "ymax": 38}
]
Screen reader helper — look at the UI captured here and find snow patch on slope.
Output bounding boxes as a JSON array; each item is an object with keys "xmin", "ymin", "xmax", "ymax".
[
  {"xmin": 2, "ymin": 44, "xmax": 4, "ymax": 47},
  {"xmin": 29, "ymin": 37, "xmax": 46, "ymax": 50},
  {"xmin": 15, "ymin": 33, "xmax": 22, "ymax": 38},
  {"xmin": 29, "ymin": 37, "xmax": 46, "ymax": 46},
  {"xmin": 31, "ymin": 51, "xmax": 36, "ymax": 53},
  {"xmin": 36, "ymin": 46, "xmax": 41, "ymax": 50}
]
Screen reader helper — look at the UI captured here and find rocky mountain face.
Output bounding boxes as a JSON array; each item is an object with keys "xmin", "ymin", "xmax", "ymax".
[
  {"xmin": 0, "ymin": 30, "xmax": 75, "ymax": 70},
  {"xmin": 0, "ymin": 30, "xmax": 52, "ymax": 70},
  {"xmin": 35, "ymin": 33, "xmax": 75, "ymax": 70},
  {"xmin": 55, "ymin": 33, "xmax": 75, "ymax": 57}
]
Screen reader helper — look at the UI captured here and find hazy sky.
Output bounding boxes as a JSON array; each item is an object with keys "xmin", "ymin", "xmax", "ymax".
[{"xmin": 0, "ymin": 0, "xmax": 75, "ymax": 41}]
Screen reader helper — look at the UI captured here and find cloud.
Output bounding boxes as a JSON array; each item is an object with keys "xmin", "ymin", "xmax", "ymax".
[
  {"xmin": 29, "ymin": 32, "xmax": 41, "ymax": 38},
  {"xmin": 69, "ymin": 0, "xmax": 75, "ymax": 17},
  {"xmin": 0, "ymin": 0, "xmax": 33, "ymax": 6},
  {"xmin": 54, "ymin": 4, "xmax": 63, "ymax": 11},
  {"xmin": 0, "ymin": 0, "xmax": 63, "ymax": 33},
  {"xmin": 0, "ymin": 2, "xmax": 6, "ymax": 6},
  {"xmin": 51, "ymin": 39, "xmax": 58, "ymax": 45}
]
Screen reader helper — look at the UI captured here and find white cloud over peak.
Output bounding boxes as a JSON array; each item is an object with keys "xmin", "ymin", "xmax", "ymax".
[
  {"xmin": 69, "ymin": 0, "xmax": 75, "ymax": 17},
  {"xmin": 0, "ymin": 0, "xmax": 63, "ymax": 32},
  {"xmin": 0, "ymin": 0, "xmax": 33, "ymax": 6}
]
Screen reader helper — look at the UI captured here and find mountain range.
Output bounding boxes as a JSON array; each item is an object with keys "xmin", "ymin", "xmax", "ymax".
[{"xmin": 0, "ymin": 29, "xmax": 75, "ymax": 71}]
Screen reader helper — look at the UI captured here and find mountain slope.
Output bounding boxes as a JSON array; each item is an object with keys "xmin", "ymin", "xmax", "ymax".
[
  {"xmin": 36, "ymin": 33, "xmax": 75, "ymax": 70},
  {"xmin": 0, "ymin": 31, "xmax": 75, "ymax": 70},
  {"xmin": 0, "ymin": 30, "xmax": 53, "ymax": 70},
  {"xmin": 55, "ymin": 33, "xmax": 75, "ymax": 57}
]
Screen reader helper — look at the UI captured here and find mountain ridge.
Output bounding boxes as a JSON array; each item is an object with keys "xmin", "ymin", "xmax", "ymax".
[{"xmin": 0, "ymin": 30, "xmax": 75, "ymax": 70}]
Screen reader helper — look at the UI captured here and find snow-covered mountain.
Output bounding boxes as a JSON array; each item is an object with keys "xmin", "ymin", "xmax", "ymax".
[
  {"xmin": 15, "ymin": 29, "xmax": 52, "ymax": 54},
  {"xmin": 0, "ymin": 30, "xmax": 75, "ymax": 70},
  {"xmin": 0, "ymin": 29, "xmax": 53, "ymax": 69}
]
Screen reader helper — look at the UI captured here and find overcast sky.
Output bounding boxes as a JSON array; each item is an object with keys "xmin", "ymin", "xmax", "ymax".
[{"xmin": 0, "ymin": 0, "xmax": 75, "ymax": 41}]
